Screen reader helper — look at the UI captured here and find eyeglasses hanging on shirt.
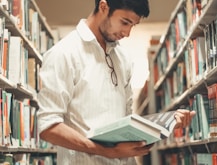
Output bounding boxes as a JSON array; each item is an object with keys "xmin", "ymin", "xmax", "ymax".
[{"xmin": 105, "ymin": 53, "xmax": 118, "ymax": 86}]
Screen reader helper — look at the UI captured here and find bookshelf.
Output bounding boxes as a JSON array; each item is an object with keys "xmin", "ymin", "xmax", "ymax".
[
  {"xmin": 0, "ymin": 0, "xmax": 56, "ymax": 164},
  {"xmin": 147, "ymin": 0, "xmax": 217, "ymax": 164}
]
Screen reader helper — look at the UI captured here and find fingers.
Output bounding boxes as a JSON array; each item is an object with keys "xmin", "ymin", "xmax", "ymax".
[
  {"xmin": 134, "ymin": 142, "xmax": 154, "ymax": 156},
  {"xmin": 190, "ymin": 110, "xmax": 196, "ymax": 117},
  {"xmin": 115, "ymin": 141, "xmax": 153, "ymax": 157},
  {"xmin": 174, "ymin": 109, "xmax": 196, "ymax": 128},
  {"xmin": 116, "ymin": 141, "xmax": 146, "ymax": 149}
]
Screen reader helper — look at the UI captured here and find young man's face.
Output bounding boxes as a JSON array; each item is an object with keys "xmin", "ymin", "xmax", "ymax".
[{"xmin": 99, "ymin": 9, "xmax": 141, "ymax": 42}]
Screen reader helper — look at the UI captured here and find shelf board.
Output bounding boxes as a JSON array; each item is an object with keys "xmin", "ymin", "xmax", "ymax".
[
  {"xmin": 205, "ymin": 67, "xmax": 217, "ymax": 85},
  {"xmin": 136, "ymin": 98, "xmax": 149, "ymax": 115},
  {"xmin": 0, "ymin": 74, "xmax": 38, "ymax": 101},
  {"xmin": 0, "ymin": 75, "xmax": 34, "ymax": 100},
  {"xmin": 0, "ymin": 74, "xmax": 16, "ymax": 89},
  {"xmin": 157, "ymin": 138, "xmax": 217, "ymax": 153},
  {"xmin": 30, "ymin": 97, "xmax": 39, "ymax": 109},
  {"xmin": 0, "ymin": 146, "xmax": 57, "ymax": 155},
  {"xmin": 5, "ymin": 84, "xmax": 34, "ymax": 100}
]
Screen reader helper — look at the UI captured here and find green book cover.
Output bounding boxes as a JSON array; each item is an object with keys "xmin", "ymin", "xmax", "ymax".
[
  {"xmin": 87, "ymin": 111, "xmax": 177, "ymax": 146},
  {"xmin": 196, "ymin": 153, "xmax": 212, "ymax": 165}
]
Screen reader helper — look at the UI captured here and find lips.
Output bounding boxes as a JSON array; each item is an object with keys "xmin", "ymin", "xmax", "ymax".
[{"xmin": 116, "ymin": 35, "xmax": 123, "ymax": 40}]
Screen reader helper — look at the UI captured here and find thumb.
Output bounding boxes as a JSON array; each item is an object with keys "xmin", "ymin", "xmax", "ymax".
[{"xmin": 190, "ymin": 111, "xmax": 196, "ymax": 118}]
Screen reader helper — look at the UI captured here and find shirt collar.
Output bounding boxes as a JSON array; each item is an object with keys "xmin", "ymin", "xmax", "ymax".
[
  {"xmin": 76, "ymin": 19, "xmax": 96, "ymax": 42},
  {"xmin": 106, "ymin": 42, "xmax": 118, "ymax": 55},
  {"xmin": 76, "ymin": 19, "xmax": 119, "ymax": 52}
]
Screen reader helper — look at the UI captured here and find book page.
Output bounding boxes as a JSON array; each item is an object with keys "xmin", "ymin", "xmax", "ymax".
[{"xmin": 142, "ymin": 111, "xmax": 177, "ymax": 138}]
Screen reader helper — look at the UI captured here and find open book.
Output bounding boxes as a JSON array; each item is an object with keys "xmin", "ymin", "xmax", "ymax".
[{"xmin": 87, "ymin": 111, "xmax": 177, "ymax": 146}]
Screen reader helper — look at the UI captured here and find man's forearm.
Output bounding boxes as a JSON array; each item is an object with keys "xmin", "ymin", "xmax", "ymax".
[{"xmin": 39, "ymin": 123, "xmax": 106, "ymax": 155}]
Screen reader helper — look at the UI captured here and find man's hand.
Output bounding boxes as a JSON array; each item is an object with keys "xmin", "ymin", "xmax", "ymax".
[
  {"xmin": 174, "ymin": 109, "xmax": 196, "ymax": 128},
  {"xmin": 100, "ymin": 141, "xmax": 154, "ymax": 158}
]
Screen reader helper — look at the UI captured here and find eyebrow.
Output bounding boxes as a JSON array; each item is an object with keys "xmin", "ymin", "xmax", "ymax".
[
  {"xmin": 122, "ymin": 18, "xmax": 139, "ymax": 26},
  {"xmin": 122, "ymin": 18, "xmax": 133, "ymax": 24}
]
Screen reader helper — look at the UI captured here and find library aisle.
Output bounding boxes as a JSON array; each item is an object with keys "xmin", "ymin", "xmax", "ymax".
[{"xmin": 146, "ymin": 0, "xmax": 217, "ymax": 164}]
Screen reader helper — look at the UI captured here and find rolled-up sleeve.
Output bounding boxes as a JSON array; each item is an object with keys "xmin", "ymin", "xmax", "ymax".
[{"xmin": 37, "ymin": 47, "xmax": 75, "ymax": 134}]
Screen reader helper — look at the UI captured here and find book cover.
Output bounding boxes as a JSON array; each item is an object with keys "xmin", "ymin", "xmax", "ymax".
[
  {"xmin": 8, "ymin": 36, "xmax": 22, "ymax": 84},
  {"xmin": 23, "ymin": 101, "xmax": 30, "ymax": 147},
  {"xmin": 195, "ymin": 153, "xmax": 212, "ymax": 165},
  {"xmin": 87, "ymin": 111, "xmax": 177, "ymax": 146},
  {"xmin": 212, "ymin": 153, "xmax": 217, "ymax": 165},
  {"xmin": 0, "ymin": 17, "xmax": 5, "ymax": 75},
  {"xmin": 196, "ymin": 94, "xmax": 209, "ymax": 139},
  {"xmin": 2, "ymin": 28, "xmax": 9, "ymax": 78},
  {"xmin": 177, "ymin": 10, "xmax": 187, "ymax": 40}
]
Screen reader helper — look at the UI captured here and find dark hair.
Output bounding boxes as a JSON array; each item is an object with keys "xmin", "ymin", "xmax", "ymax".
[{"xmin": 94, "ymin": 0, "xmax": 150, "ymax": 17}]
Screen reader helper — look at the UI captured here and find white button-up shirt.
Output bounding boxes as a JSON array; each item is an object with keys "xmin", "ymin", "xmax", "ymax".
[{"xmin": 37, "ymin": 19, "xmax": 136, "ymax": 165}]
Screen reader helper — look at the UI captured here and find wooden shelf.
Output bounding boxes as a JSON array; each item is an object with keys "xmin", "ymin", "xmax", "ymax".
[
  {"xmin": 158, "ymin": 138, "xmax": 217, "ymax": 153},
  {"xmin": 5, "ymin": 84, "xmax": 34, "ymax": 100},
  {"xmin": 0, "ymin": 146, "xmax": 57, "ymax": 155}
]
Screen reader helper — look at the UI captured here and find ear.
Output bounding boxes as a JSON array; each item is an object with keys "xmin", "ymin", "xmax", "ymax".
[{"xmin": 99, "ymin": 0, "xmax": 109, "ymax": 13}]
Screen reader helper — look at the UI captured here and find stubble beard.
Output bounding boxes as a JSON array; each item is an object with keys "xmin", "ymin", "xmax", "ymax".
[{"xmin": 99, "ymin": 17, "xmax": 116, "ymax": 43}]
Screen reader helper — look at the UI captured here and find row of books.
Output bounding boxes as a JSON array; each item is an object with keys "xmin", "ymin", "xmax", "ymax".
[
  {"xmin": 0, "ymin": 88, "xmax": 53, "ymax": 150},
  {"xmin": 156, "ymin": 90, "xmax": 217, "ymax": 148},
  {"xmin": 151, "ymin": 1, "xmax": 217, "ymax": 144},
  {"xmin": 162, "ymin": 152, "xmax": 217, "ymax": 165},
  {"xmin": 156, "ymin": 61, "xmax": 186, "ymax": 109},
  {"xmin": 0, "ymin": 0, "xmax": 56, "ymax": 163},
  {"xmin": 0, "ymin": 88, "xmax": 41, "ymax": 149},
  {"xmin": 0, "ymin": 0, "xmax": 53, "ymax": 54},
  {"xmin": 154, "ymin": 18, "xmax": 217, "ymax": 111},
  {"xmin": 0, "ymin": 17, "xmax": 41, "ymax": 91},
  {"xmin": 189, "ymin": 94, "xmax": 209, "ymax": 140},
  {"xmin": 207, "ymin": 83, "xmax": 217, "ymax": 138},
  {"xmin": 155, "ymin": 33, "xmax": 207, "ymax": 89},
  {"xmin": 204, "ymin": 19, "xmax": 217, "ymax": 71},
  {"xmin": 0, "ymin": 153, "xmax": 54, "ymax": 165},
  {"xmin": 155, "ymin": 0, "xmax": 202, "ymax": 78},
  {"xmin": 148, "ymin": 0, "xmax": 217, "ymax": 164},
  {"xmin": 184, "ymin": 37, "xmax": 206, "ymax": 88},
  {"xmin": 155, "ymin": 0, "xmax": 216, "ymax": 81}
]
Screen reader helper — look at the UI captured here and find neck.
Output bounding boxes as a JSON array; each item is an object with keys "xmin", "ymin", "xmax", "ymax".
[{"xmin": 86, "ymin": 14, "xmax": 106, "ymax": 51}]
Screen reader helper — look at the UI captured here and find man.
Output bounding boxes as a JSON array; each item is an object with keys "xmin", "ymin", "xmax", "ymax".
[{"xmin": 37, "ymin": 0, "xmax": 195, "ymax": 164}]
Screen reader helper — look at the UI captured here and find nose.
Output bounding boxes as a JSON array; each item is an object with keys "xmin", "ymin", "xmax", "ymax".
[{"xmin": 121, "ymin": 26, "xmax": 132, "ymax": 37}]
